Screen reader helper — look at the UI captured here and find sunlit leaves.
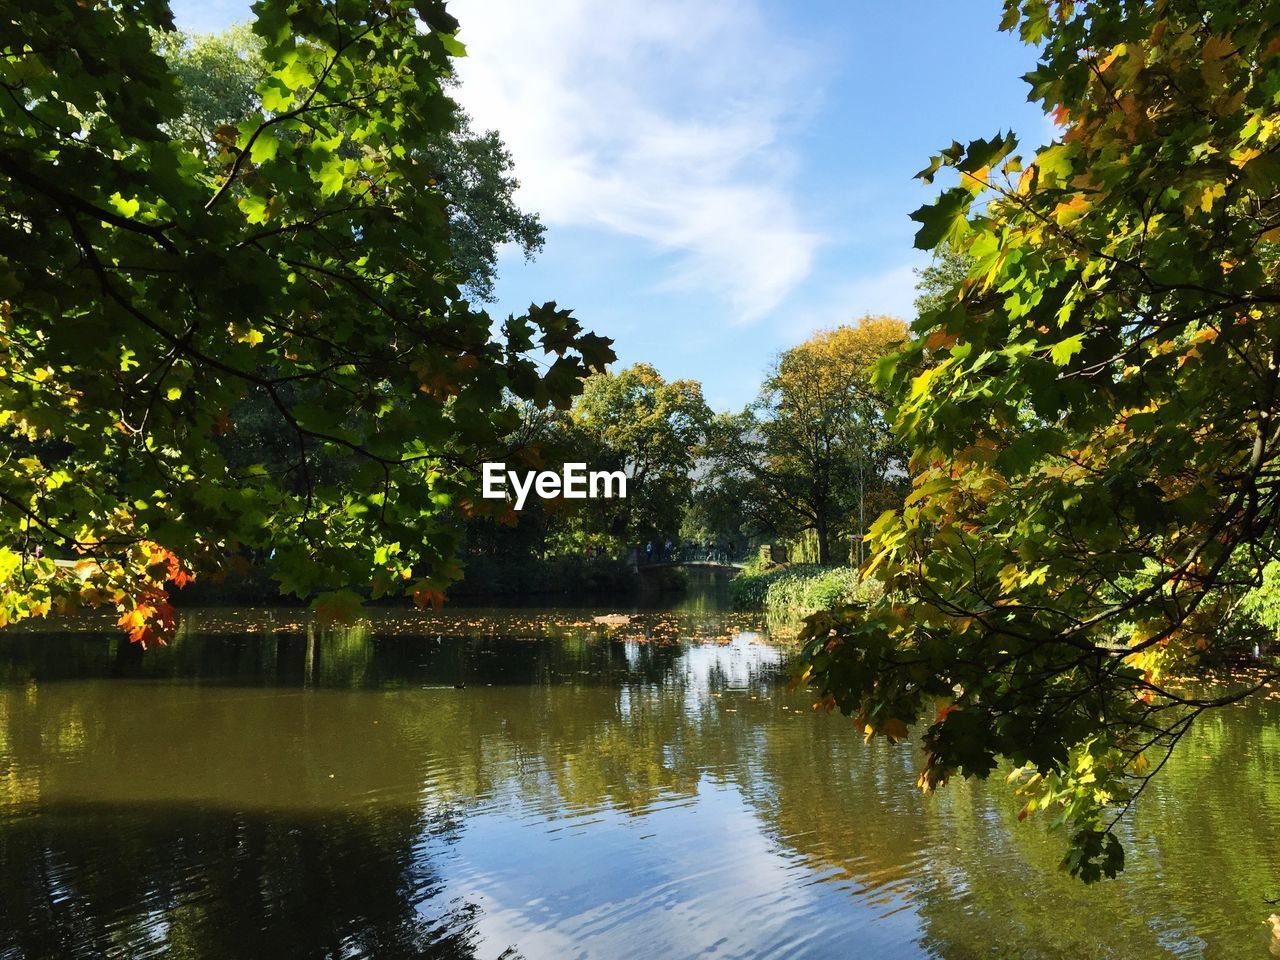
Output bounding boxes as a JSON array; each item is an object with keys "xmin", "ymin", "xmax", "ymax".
[
  {"xmin": 0, "ymin": 0, "xmax": 612, "ymax": 644},
  {"xmin": 910, "ymin": 187, "xmax": 973, "ymax": 250},
  {"xmin": 703, "ymin": 318, "xmax": 909, "ymax": 566},
  {"xmin": 804, "ymin": 0, "xmax": 1280, "ymax": 881},
  {"xmin": 316, "ymin": 157, "xmax": 348, "ymax": 196},
  {"xmin": 565, "ymin": 363, "xmax": 708, "ymax": 541},
  {"xmin": 248, "ymin": 130, "xmax": 279, "ymax": 163},
  {"xmin": 1048, "ymin": 334, "xmax": 1084, "ymax": 366}
]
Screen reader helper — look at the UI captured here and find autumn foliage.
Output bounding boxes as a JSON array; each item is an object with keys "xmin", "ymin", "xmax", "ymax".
[{"xmin": 801, "ymin": 0, "xmax": 1280, "ymax": 880}]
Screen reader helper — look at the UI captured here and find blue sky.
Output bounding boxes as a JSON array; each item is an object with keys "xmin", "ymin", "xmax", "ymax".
[{"xmin": 171, "ymin": 0, "xmax": 1049, "ymax": 410}]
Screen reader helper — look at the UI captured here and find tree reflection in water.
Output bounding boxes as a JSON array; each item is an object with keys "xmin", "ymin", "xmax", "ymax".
[{"xmin": 1, "ymin": 605, "xmax": 1278, "ymax": 958}]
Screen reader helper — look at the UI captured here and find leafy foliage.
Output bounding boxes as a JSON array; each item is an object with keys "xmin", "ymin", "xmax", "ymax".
[
  {"xmin": 730, "ymin": 564, "xmax": 865, "ymax": 614},
  {"xmin": 0, "ymin": 0, "xmax": 612, "ymax": 643},
  {"xmin": 562, "ymin": 363, "xmax": 710, "ymax": 544},
  {"xmin": 912, "ymin": 244, "xmax": 973, "ymax": 318},
  {"xmin": 800, "ymin": 0, "xmax": 1280, "ymax": 880},
  {"xmin": 448, "ymin": 366, "xmax": 711, "ymax": 578},
  {"xmin": 158, "ymin": 23, "xmax": 545, "ymax": 302},
  {"xmin": 703, "ymin": 317, "xmax": 908, "ymax": 565},
  {"xmin": 1240, "ymin": 560, "xmax": 1280, "ymax": 636}
]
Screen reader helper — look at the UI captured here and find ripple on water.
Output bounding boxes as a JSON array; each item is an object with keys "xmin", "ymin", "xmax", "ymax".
[{"xmin": 1, "ymin": 607, "xmax": 1279, "ymax": 958}]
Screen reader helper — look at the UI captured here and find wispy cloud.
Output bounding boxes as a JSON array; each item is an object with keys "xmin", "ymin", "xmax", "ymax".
[
  {"xmin": 772, "ymin": 261, "xmax": 923, "ymax": 346},
  {"xmin": 452, "ymin": 0, "xmax": 822, "ymax": 322}
]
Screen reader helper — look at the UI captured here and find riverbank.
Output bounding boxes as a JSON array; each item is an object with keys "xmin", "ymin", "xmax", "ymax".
[
  {"xmin": 450, "ymin": 554, "xmax": 687, "ymax": 598},
  {"xmin": 174, "ymin": 554, "xmax": 689, "ymax": 606},
  {"xmin": 729, "ymin": 564, "xmax": 864, "ymax": 614}
]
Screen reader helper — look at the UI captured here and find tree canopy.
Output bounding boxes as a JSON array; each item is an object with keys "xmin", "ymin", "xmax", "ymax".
[
  {"xmin": 801, "ymin": 0, "xmax": 1280, "ymax": 880},
  {"xmin": 563, "ymin": 363, "xmax": 710, "ymax": 545},
  {"xmin": 158, "ymin": 23, "xmax": 544, "ymax": 302},
  {"xmin": 912, "ymin": 244, "xmax": 972, "ymax": 319},
  {"xmin": 704, "ymin": 317, "xmax": 906, "ymax": 565},
  {"xmin": 0, "ymin": 0, "xmax": 612, "ymax": 643}
]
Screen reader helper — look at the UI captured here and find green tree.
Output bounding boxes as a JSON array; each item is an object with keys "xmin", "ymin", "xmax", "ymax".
[
  {"xmin": 0, "ymin": 0, "xmax": 612, "ymax": 643},
  {"xmin": 802, "ymin": 0, "xmax": 1280, "ymax": 880},
  {"xmin": 158, "ymin": 23, "xmax": 543, "ymax": 301},
  {"xmin": 912, "ymin": 243, "xmax": 972, "ymax": 318},
  {"xmin": 155, "ymin": 26, "xmax": 552, "ymax": 500},
  {"xmin": 564, "ymin": 363, "xmax": 710, "ymax": 545},
  {"xmin": 706, "ymin": 317, "xmax": 907, "ymax": 565},
  {"xmin": 680, "ymin": 465, "xmax": 759, "ymax": 556}
]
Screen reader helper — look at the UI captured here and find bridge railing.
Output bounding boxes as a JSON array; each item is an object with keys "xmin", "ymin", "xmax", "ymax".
[{"xmin": 635, "ymin": 545, "xmax": 751, "ymax": 567}]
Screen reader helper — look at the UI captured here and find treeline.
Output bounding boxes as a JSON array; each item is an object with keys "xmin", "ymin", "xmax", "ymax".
[
  {"xmin": 143, "ymin": 24, "xmax": 912, "ymax": 601},
  {"xmin": 457, "ymin": 314, "xmax": 913, "ymax": 596},
  {"xmin": 0, "ymin": 13, "xmax": 914, "ymax": 613}
]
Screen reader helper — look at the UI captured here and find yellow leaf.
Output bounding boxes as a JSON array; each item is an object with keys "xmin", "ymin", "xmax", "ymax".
[
  {"xmin": 1230, "ymin": 147, "xmax": 1260, "ymax": 169},
  {"xmin": 1054, "ymin": 195, "xmax": 1091, "ymax": 226},
  {"xmin": 1199, "ymin": 182, "xmax": 1226, "ymax": 213}
]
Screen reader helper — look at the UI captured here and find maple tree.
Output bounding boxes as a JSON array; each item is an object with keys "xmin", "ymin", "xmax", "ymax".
[
  {"xmin": 0, "ymin": 0, "xmax": 613, "ymax": 643},
  {"xmin": 158, "ymin": 23, "xmax": 552, "ymax": 498},
  {"xmin": 800, "ymin": 0, "xmax": 1280, "ymax": 880}
]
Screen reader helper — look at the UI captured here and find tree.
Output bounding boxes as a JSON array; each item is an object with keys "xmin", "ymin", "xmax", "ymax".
[
  {"xmin": 158, "ymin": 23, "xmax": 543, "ymax": 301},
  {"xmin": 912, "ymin": 243, "xmax": 972, "ymax": 318},
  {"xmin": 564, "ymin": 363, "xmax": 710, "ymax": 545},
  {"xmin": 706, "ymin": 317, "xmax": 907, "ymax": 565},
  {"xmin": 680, "ymin": 465, "xmax": 760, "ymax": 556},
  {"xmin": 801, "ymin": 0, "xmax": 1280, "ymax": 880},
  {"xmin": 156, "ymin": 24, "xmax": 551, "ymax": 495},
  {"xmin": 0, "ymin": 0, "xmax": 613, "ymax": 644}
]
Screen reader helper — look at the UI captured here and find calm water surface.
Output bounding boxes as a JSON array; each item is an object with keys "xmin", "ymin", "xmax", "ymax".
[{"xmin": 2, "ymin": 580, "xmax": 1280, "ymax": 959}]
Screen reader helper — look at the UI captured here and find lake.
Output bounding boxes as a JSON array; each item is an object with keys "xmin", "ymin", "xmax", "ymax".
[{"xmin": 2, "ymin": 577, "xmax": 1279, "ymax": 959}]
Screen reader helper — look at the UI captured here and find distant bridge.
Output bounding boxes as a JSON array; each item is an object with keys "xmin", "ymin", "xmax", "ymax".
[
  {"xmin": 628, "ymin": 545, "xmax": 750, "ymax": 572},
  {"xmin": 637, "ymin": 559, "xmax": 746, "ymax": 572}
]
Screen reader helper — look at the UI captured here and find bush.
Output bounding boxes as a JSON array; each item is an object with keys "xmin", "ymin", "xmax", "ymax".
[
  {"xmin": 728, "ymin": 567, "xmax": 778, "ymax": 610},
  {"xmin": 730, "ymin": 564, "xmax": 865, "ymax": 613},
  {"xmin": 737, "ymin": 552, "xmax": 776, "ymax": 577}
]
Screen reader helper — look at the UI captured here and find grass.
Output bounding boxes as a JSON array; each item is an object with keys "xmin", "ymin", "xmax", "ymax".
[{"xmin": 729, "ymin": 564, "xmax": 865, "ymax": 614}]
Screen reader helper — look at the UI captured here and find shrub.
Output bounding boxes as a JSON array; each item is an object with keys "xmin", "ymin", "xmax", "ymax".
[{"xmin": 730, "ymin": 565, "xmax": 866, "ymax": 614}]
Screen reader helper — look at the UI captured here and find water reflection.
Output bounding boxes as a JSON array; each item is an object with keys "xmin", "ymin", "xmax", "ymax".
[{"xmin": 1, "ymin": 601, "xmax": 1279, "ymax": 958}]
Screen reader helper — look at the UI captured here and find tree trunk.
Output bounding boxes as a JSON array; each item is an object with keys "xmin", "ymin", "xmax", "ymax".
[{"xmin": 815, "ymin": 512, "xmax": 831, "ymax": 566}]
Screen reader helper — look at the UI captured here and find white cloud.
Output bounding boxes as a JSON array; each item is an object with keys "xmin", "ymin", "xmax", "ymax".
[
  {"xmin": 452, "ymin": 0, "xmax": 822, "ymax": 322},
  {"xmin": 772, "ymin": 261, "xmax": 923, "ymax": 346}
]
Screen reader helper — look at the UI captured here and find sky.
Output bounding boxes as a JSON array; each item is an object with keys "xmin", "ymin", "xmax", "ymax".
[{"xmin": 170, "ymin": 0, "xmax": 1050, "ymax": 410}]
